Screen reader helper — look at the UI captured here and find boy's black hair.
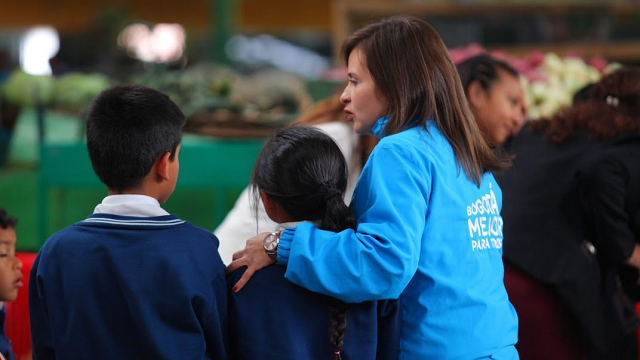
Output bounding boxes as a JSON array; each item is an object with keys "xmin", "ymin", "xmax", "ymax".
[
  {"xmin": 0, "ymin": 208, "xmax": 17, "ymax": 229},
  {"xmin": 86, "ymin": 84, "xmax": 186, "ymax": 192},
  {"xmin": 457, "ymin": 54, "xmax": 520, "ymax": 92},
  {"xmin": 251, "ymin": 125, "xmax": 354, "ymax": 359}
]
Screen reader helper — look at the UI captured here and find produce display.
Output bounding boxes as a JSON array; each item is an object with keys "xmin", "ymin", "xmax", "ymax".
[
  {"xmin": 2, "ymin": 45, "xmax": 619, "ymax": 134},
  {"xmin": 131, "ymin": 63, "xmax": 312, "ymax": 137},
  {"xmin": 52, "ymin": 72, "xmax": 112, "ymax": 112},
  {"xmin": 1, "ymin": 63, "xmax": 312, "ymax": 138},
  {"xmin": 449, "ymin": 44, "xmax": 621, "ymax": 120},
  {"xmin": 1, "ymin": 70, "xmax": 54, "ymax": 108},
  {"xmin": 1, "ymin": 70, "xmax": 111, "ymax": 113}
]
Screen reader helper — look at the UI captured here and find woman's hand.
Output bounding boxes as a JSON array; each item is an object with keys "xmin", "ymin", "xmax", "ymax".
[{"xmin": 226, "ymin": 232, "xmax": 275, "ymax": 292}]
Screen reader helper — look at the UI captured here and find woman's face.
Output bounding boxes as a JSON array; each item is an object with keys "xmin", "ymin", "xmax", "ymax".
[
  {"xmin": 340, "ymin": 48, "xmax": 388, "ymax": 135},
  {"xmin": 469, "ymin": 70, "xmax": 526, "ymax": 145}
]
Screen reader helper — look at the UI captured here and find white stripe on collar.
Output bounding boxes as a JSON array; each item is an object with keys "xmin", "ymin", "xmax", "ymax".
[{"xmin": 93, "ymin": 194, "xmax": 170, "ymax": 217}]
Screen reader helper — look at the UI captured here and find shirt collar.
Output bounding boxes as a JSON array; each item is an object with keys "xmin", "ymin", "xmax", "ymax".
[
  {"xmin": 275, "ymin": 220, "xmax": 319, "ymax": 232},
  {"xmin": 371, "ymin": 115, "xmax": 435, "ymax": 139},
  {"xmin": 371, "ymin": 115, "xmax": 390, "ymax": 139},
  {"xmin": 93, "ymin": 194, "xmax": 170, "ymax": 217}
]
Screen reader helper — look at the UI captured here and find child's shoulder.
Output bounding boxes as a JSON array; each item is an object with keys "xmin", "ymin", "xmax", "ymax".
[{"xmin": 41, "ymin": 216, "xmax": 219, "ymax": 254}]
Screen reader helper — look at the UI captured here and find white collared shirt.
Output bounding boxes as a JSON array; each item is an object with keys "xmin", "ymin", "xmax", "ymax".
[{"xmin": 93, "ymin": 194, "xmax": 170, "ymax": 217}]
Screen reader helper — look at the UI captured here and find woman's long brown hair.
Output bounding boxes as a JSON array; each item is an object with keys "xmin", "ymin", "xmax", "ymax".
[{"xmin": 342, "ymin": 16, "xmax": 510, "ymax": 185}]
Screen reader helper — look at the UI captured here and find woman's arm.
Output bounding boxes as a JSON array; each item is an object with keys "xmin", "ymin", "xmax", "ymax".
[{"xmin": 576, "ymin": 155, "xmax": 636, "ymax": 265}]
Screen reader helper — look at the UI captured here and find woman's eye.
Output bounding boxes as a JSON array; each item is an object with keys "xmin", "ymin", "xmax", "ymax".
[{"xmin": 0, "ymin": 254, "xmax": 8, "ymax": 258}]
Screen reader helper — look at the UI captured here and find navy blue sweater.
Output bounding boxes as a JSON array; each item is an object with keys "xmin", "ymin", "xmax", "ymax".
[
  {"xmin": 29, "ymin": 214, "xmax": 228, "ymax": 360},
  {"xmin": 0, "ymin": 306, "xmax": 16, "ymax": 360},
  {"xmin": 228, "ymin": 265, "xmax": 400, "ymax": 359}
]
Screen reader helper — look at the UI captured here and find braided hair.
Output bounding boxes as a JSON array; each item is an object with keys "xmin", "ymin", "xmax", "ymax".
[
  {"xmin": 0, "ymin": 208, "xmax": 17, "ymax": 229},
  {"xmin": 251, "ymin": 125, "xmax": 355, "ymax": 359}
]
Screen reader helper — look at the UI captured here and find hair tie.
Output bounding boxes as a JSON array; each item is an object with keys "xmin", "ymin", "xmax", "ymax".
[
  {"xmin": 318, "ymin": 182, "xmax": 342, "ymax": 202},
  {"xmin": 606, "ymin": 95, "xmax": 620, "ymax": 107}
]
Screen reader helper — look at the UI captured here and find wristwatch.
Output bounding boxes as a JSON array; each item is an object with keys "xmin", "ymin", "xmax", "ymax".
[{"xmin": 263, "ymin": 231, "xmax": 281, "ymax": 262}]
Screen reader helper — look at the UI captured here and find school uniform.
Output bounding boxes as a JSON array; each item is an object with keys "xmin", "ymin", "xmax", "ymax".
[{"xmin": 29, "ymin": 195, "xmax": 228, "ymax": 360}]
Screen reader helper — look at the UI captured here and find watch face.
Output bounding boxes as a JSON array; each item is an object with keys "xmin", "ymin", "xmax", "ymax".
[{"xmin": 264, "ymin": 233, "xmax": 278, "ymax": 251}]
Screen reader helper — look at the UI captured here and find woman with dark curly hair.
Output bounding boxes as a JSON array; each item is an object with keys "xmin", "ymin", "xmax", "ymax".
[{"xmin": 498, "ymin": 66, "xmax": 640, "ymax": 360}]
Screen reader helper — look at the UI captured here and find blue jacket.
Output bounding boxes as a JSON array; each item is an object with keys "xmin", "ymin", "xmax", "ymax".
[
  {"xmin": 228, "ymin": 265, "xmax": 400, "ymax": 359},
  {"xmin": 278, "ymin": 117, "xmax": 519, "ymax": 359},
  {"xmin": 29, "ymin": 214, "xmax": 228, "ymax": 360}
]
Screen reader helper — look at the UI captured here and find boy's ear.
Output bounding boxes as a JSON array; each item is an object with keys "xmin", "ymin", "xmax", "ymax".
[{"xmin": 155, "ymin": 151, "xmax": 172, "ymax": 181}]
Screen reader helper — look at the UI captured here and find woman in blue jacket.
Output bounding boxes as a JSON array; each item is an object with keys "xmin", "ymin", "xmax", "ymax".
[{"xmin": 228, "ymin": 15, "xmax": 518, "ymax": 360}]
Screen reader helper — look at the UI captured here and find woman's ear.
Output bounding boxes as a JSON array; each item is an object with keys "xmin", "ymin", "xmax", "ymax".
[{"xmin": 467, "ymin": 81, "xmax": 488, "ymax": 109}]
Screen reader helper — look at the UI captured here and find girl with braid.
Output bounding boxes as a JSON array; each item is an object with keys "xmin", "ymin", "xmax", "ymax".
[{"xmin": 226, "ymin": 125, "xmax": 399, "ymax": 360}]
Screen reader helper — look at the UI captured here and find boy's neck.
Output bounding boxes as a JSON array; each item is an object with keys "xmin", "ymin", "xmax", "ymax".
[{"xmin": 107, "ymin": 187, "xmax": 165, "ymax": 204}]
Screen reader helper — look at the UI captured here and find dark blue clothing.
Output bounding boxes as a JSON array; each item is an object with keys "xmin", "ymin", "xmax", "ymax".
[
  {"xmin": 228, "ymin": 265, "xmax": 400, "ymax": 360},
  {"xmin": 29, "ymin": 214, "xmax": 228, "ymax": 360},
  {"xmin": 0, "ymin": 306, "xmax": 16, "ymax": 360}
]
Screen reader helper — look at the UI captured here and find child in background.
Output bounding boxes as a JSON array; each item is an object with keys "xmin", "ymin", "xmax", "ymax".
[
  {"xmin": 0, "ymin": 208, "xmax": 20, "ymax": 360},
  {"xmin": 29, "ymin": 85, "xmax": 228, "ymax": 360},
  {"xmin": 227, "ymin": 125, "xmax": 399, "ymax": 359}
]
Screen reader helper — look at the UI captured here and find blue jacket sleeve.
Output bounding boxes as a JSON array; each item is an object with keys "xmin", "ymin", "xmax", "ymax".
[
  {"xmin": 278, "ymin": 146, "xmax": 427, "ymax": 302},
  {"xmin": 28, "ymin": 253, "xmax": 56, "ymax": 360}
]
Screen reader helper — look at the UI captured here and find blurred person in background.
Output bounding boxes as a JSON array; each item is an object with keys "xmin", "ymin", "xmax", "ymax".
[
  {"xmin": 0, "ymin": 50, "xmax": 20, "ymax": 166},
  {"xmin": 457, "ymin": 54, "xmax": 527, "ymax": 147},
  {"xmin": 497, "ymin": 66, "xmax": 640, "ymax": 360}
]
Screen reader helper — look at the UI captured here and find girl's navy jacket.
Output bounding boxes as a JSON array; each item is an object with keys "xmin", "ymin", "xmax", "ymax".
[{"xmin": 228, "ymin": 265, "xmax": 400, "ymax": 359}]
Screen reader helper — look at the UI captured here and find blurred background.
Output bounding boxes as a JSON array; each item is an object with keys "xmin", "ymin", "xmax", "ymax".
[
  {"xmin": 1, "ymin": 0, "xmax": 640, "ymax": 253},
  {"xmin": 0, "ymin": 1, "xmax": 640, "ymax": 359}
]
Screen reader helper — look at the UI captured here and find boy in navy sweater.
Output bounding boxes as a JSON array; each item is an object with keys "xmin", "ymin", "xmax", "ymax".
[{"xmin": 29, "ymin": 85, "xmax": 228, "ymax": 360}]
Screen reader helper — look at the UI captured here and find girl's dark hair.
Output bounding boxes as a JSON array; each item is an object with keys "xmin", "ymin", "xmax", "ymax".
[
  {"xmin": 0, "ymin": 208, "xmax": 17, "ymax": 229},
  {"xmin": 342, "ymin": 16, "xmax": 510, "ymax": 186},
  {"xmin": 530, "ymin": 66, "xmax": 640, "ymax": 143},
  {"xmin": 457, "ymin": 54, "xmax": 520, "ymax": 94},
  {"xmin": 250, "ymin": 125, "xmax": 354, "ymax": 358}
]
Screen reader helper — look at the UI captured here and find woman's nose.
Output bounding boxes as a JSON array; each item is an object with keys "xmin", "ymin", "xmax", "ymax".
[{"xmin": 340, "ymin": 88, "xmax": 350, "ymax": 105}]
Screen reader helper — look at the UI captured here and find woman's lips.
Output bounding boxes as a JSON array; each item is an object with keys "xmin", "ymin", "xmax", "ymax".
[{"xmin": 344, "ymin": 111, "xmax": 354, "ymax": 122}]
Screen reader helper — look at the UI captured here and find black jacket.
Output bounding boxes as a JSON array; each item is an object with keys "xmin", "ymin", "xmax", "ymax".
[{"xmin": 497, "ymin": 124, "xmax": 638, "ymax": 359}]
